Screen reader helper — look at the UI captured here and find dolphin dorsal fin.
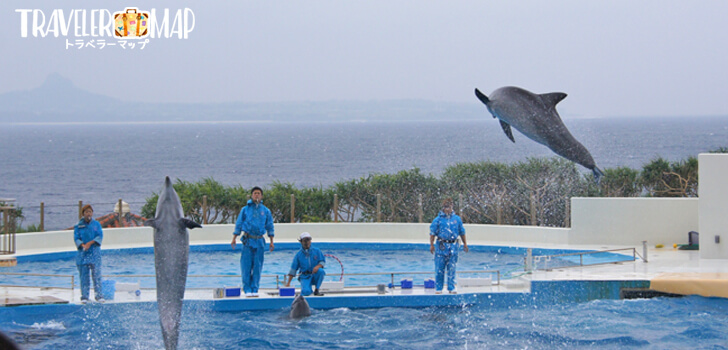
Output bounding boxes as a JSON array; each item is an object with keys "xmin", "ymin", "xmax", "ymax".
[
  {"xmin": 540, "ymin": 92, "xmax": 567, "ymax": 108},
  {"xmin": 179, "ymin": 218, "xmax": 202, "ymax": 230}
]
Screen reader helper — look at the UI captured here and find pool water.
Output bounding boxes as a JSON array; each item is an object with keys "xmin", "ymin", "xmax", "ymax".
[
  {"xmin": 0, "ymin": 244, "xmax": 575, "ymax": 289},
  {"xmin": 2, "ymin": 295, "xmax": 726, "ymax": 349}
]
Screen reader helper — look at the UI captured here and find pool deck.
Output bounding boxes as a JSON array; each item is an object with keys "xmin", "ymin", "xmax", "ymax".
[{"xmin": 2, "ymin": 243, "xmax": 727, "ymax": 310}]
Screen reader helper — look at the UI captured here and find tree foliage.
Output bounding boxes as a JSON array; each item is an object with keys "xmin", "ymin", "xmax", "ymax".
[{"xmin": 141, "ymin": 149, "xmax": 726, "ymax": 227}]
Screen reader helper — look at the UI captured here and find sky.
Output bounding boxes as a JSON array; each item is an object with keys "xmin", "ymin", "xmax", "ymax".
[{"xmin": 1, "ymin": 0, "xmax": 727, "ymax": 118}]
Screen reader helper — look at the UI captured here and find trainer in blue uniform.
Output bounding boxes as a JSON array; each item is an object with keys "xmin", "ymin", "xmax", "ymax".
[
  {"xmin": 73, "ymin": 204, "xmax": 104, "ymax": 303},
  {"xmin": 429, "ymin": 198, "xmax": 468, "ymax": 294},
  {"xmin": 231, "ymin": 186, "xmax": 275, "ymax": 297},
  {"xmin": 285, "ymin": 232, "xmax": 326, "ymax": 296}
]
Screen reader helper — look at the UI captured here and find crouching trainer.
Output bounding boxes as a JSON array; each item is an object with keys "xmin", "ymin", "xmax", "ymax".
[{"xmin": 285, "ymin": 232, "xmax": 326, "ymax": 296}]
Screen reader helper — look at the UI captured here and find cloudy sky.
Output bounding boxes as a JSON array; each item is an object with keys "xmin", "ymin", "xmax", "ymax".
[{"xmin": 1, "ymin": 0, "xmax": 727, "ymax": 118}]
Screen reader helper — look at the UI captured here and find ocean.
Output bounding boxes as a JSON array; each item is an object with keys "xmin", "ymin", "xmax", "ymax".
[{"xmin": 1, "ymin": 117, "xmax": 727, "ymax": 230}]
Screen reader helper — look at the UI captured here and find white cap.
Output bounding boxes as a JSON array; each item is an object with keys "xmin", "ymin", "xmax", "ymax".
[{"xmin": 299, "ymin": 232, "xmax": 312, "ymax": 240}]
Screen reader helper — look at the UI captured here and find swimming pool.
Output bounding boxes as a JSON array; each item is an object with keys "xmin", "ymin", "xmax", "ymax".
[
  {"xmin": 1, "ymin": 295, "xmax": 726, "ymax": 349},
  {"xmin": 0, "ymin": 243, "xmax": 631, "ymax": 289}
]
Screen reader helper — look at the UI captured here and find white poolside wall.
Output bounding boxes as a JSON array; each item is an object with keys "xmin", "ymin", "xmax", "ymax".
[
  {"xmin": 14, "ymin": 154, "xmax": 727, "ymax": 258},
  {"xmin": 699, "ymin": 154, "xmax": 728, "ymax": 259}
]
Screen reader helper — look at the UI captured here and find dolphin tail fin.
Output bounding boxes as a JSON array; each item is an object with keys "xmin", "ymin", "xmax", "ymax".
[
  {"xmin": 499, "ymin": 120, "xmax": 515, "ymax": 143},
  {"xmin": 180, "ymin": 218, "xmax": 202, "ymax": 230},
  {"xmin": 474, "ymin": 88, "xmax": 490, "ymax": 105},
  {"xmin": 592, "ymin": 167, "xmax": 605, "ymax": 184}
]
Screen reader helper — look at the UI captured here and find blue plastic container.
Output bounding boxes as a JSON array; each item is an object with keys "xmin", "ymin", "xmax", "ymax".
[
  {"xmin": 424, "ymin": 278, "xmax": 435, "ymax": 289},
  {"xmin": 279, "ymin": 287, "xmax": 295, "ymax": 296},
  {"xmin": 101, "ymin": 280, "xmax": 116, "ymax": 300},
  {"xmin": 401, "ymin": 278, "xmax": 413, "ymax": 289},
  {"xmin": 224, "ymin": 287, "xmax": 241, "ymax": 297}
]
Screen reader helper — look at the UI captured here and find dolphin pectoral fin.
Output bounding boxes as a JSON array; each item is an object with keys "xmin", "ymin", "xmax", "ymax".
[
  {"xmin": 180, "ymin": 218, "xmax": 202, "ymax": 230},
  {"xmin": 540, "ymin": 92, "xmax": 567, "ymax": 107},
  {"xmin": 499, "ymin": 120, "xmax": 515, "ymax": 143},
  {"xmin": 474, "ymin": 88, "xmax": 490, "ymax": 105},
  {"xmin": 144, "ymin": 218, "xmax": 157, "ymax": 229},
  {"xmin": 592, "ymin": 167, "xmax": 605, "ymax": 184}
]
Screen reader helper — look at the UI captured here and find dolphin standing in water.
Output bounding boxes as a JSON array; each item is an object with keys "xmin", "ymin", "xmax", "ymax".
[
  {"xmin": 289, "ymin": 295, "xmax": 311, "ymax": 318},
  {"xmin": 144, "ymin": 177, "xmax": 202, "ymax": 350},
  {"xmin": 475, "ymin": 86, "xmax": 604, "ymax": 181}
]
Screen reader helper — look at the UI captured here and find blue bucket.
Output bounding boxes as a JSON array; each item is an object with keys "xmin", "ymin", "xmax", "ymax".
[{"xmin": 101, "ymin": 280, "xmax": 116, "ymax": 300}]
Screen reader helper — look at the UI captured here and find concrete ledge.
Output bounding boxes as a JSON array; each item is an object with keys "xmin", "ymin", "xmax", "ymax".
[{"xmin": 650, "ymin": 273, "xmax": 728, "ymax": 298}]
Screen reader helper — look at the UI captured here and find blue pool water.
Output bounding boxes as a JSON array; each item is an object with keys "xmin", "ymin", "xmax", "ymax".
[
  {"xmin": 1, "ymin": 295, "xmax": 727, "ymax": 349},
  {"xmin": 0, "ymin": 244, "xmax": 722, "ymax": 349},
  {"xmin": 0, "ymin": 244, "xmax": 630, "ymax": 289}
]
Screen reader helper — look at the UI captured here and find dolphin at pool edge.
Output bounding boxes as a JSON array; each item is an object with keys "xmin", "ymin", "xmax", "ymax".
[
  {"xmin": 474, "ymin": 86, "xmax": 604, "ymax": 182},
  {"xmin": 144, "ymin": 177, "xmax": 202, "ymax": 350},
  {"xmin": 290, "ymin": 295, "xmax": 312, "ymax": 318}
]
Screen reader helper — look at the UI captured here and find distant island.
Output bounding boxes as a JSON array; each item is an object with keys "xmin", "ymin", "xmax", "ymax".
[{"xmin": 0, "ymin": 73, "xmax": 483, "ymax": 123}]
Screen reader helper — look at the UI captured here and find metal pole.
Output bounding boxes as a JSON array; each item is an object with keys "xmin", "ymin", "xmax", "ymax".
[
  {"xmin": 40, "ymin": 202, "xmax": 45, "ymax": 232},
  {"xmin": 333, "ymin": 194, "xmax": 339, "ymax": 223},
  {"xmin": 202, "ymin": 195, "xmax": 208, "ymax": 225},
  {"xmin": 525, "ymin": 248, "xmax": 533, "ymax": 272},
  {"xmin": 642, "ymin": 240, "xmax": 648, "ymax": 263},
  {"xmin": 290, "ymin": 194, "xmax": 295, "ymax": 223},
  {"xmin": 118, "ymin": 199, "xmax": 123, "ymax": 225},
  {"xmin": 564, "ymin": 197, "xmax": 571, "ymax": 228},
  {"xmin": 530, "ymin": 194, "xmax": 537, "ymax": 226},
  {"xmin": 418, "ymin": 194, "xmax": 423, "ymax": 223},
  {"xmin": 376, "ymin": 194, "xmax": 381, "ymax": 222},
  {"xmin": 458, "ymin": 193, "xmax": 464, "ymax": 219}
]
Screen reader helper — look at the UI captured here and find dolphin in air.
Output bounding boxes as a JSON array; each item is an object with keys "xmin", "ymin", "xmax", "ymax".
[
  {"xmin": 289, "ymin": 294, "xmax": 312, "ymax": 318},
  {"xmin": 144, "ymin": 177, "xmax": 202, "ymax": 350},
  {"xmin": 475, "ymin": 86, "xmax": 604, "ymax": 181}
]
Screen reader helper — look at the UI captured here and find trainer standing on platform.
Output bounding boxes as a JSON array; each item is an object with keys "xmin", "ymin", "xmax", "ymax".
[
  {"xmin": 231, "ymin": 186, "xmax": 275, "ymax": 297},
  {"xmin": 74, "ymin": 204, "xmax": 105, "ymax": 303},
  {"xmin": 429, "ymin": 198, "xmax": 468, "ymax": 294}
]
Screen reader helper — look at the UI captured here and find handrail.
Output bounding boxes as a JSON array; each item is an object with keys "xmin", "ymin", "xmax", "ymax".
[
  {"xmin": 0, "ymin": 270, "xmax": 501, "ymax": 291},
  {"xmin": 0, "ymin": 272, "xmax": 74, "ymax": 294},
  {"xmin": 532, "ymin": 247, "xmax": 637, "ymax": 271}
]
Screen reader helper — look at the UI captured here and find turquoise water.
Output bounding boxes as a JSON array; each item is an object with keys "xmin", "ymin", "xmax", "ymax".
[
  {"xmin": 2, "ymin": 244, "xmax": 536, "ymax": 289},
  {"xmin": 2, "ymin": 296, "xmax": 727, "ymax": 349},
  {"xmin": 0, "ymin": 244, "xmax": 633, "ymax": 289},
  {"xmin": 0, "ymin": 245, "xmax": 721, "ymax": 349}
]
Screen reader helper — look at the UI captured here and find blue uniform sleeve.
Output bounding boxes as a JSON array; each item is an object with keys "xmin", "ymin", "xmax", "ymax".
[
  {"xmin": 458, "ymin": 216, "xmax": 466, "ymax": 237},
  {"xmin": 318, "ymin": 249, "xmax": 326, "ymax": 268},
  {"xmin": 288, "ymin": 252, "xmax": 300, "ymax": 276},
  {"xmin": 92, "ymin": 221, "xmax": 103, "ymax": 245},
  {"xmin": 429, "ymin": 217, "xmax": 439, "ymax": 236},
  {"xmin": 233, "ymin": 207, "xmax": 245, "ymax": 236},
  {"xmin": 73, "ymin": 225, "xmax": 83, "ymax": 248},
  {"xmin": 265, "ymin": 208, "xmax": 275, "ymax": 237}
]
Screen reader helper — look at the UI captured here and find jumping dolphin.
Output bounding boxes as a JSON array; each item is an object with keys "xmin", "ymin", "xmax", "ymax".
[
  {"xmin": 144, "ymin": 177, "xmax": 202, "ymax": 350},
  {"xmin": 289, "ymin": 295, "xmax": 311, "ymax": 318},
  {"xmin": 475, "ymin": 86, "xmax": 604, "ymax": 181}
]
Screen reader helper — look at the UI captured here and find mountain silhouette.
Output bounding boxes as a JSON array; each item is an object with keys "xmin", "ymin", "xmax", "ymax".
[
  {"xmin": 0, "ymin": 73, "xmax": 481, "ymax": 123},
  {"xmin": 0, "ymin": 73, "xmax": 124, "ymax": 122}
]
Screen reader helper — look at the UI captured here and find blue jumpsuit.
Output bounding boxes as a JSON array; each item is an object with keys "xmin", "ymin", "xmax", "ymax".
[
  {"xmin": 73, "ymin": 218, "xmax": 104, "ymax": 301},
  {"xmin": 288, "ymin": 247, "xmax": 326, "ymax": 296},
  {"xmin": 430, "ymin": 211, "xmax": 466, "ymax": 292},
  {"xmin": 233, "ymin": 199, "xmax": 275, "ymax": 294}
]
